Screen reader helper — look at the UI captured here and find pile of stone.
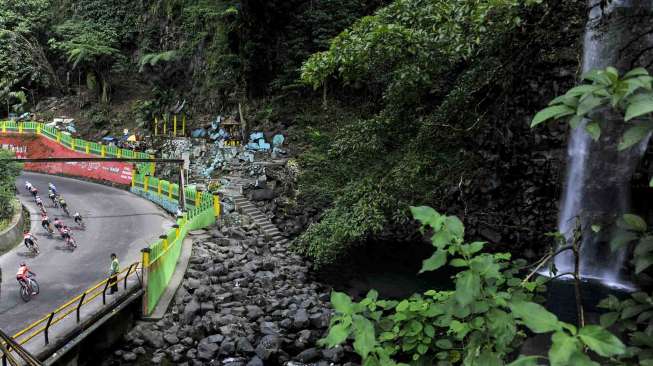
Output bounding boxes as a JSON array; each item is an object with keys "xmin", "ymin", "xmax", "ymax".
[{"xmin": 110, "ymin": 219, "xmax": 359, "ymax": 366}]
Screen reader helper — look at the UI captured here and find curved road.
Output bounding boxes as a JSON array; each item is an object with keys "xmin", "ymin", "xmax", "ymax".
[{"xmin": 0, "ymin": 172, "xmax": 173, "ymax": 335}]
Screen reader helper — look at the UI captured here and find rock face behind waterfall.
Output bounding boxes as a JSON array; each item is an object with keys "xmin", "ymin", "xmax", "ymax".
[{"xmin": 555, "ymin": 0, "xmax": 653, "ymax": 286}]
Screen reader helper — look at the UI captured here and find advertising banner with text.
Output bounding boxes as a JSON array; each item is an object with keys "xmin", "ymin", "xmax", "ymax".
[{"xmin": 0, "ymin": 134, "xmax": 132, "ymax": 185}]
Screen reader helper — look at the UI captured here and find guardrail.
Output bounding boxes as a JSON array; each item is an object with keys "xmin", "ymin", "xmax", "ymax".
[
  {"xmin": 138, "ymin": 186, "xmax": 217, "ymax": 314},
  {"xmin": 2, "ymin": 263, "xmax": 140, "ymax": 362},
  {"xmin": 0, "ymin": 120, "xmax": 155, "ymax": 176}
]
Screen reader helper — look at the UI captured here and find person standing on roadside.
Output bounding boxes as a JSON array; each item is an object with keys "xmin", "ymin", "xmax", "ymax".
[{"xmin": 109, "ymin": 253, "xmax": 120, "ymax": 294}]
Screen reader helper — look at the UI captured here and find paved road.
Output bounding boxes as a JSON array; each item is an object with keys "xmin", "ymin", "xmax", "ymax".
[{"xmin": 0, "ymin": 172, "xmax": 173, "ymax": 335}]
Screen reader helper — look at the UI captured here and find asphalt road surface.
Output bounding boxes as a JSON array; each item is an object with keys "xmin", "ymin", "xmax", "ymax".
[{"xmin": 0, "ymin": 172, "xmax": 173, "ymax": 336}]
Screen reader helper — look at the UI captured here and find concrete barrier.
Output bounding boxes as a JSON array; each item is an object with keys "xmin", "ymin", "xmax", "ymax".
[{"xmin": 0, "ymin": 200, "xmax": 25, "ymax": 254}]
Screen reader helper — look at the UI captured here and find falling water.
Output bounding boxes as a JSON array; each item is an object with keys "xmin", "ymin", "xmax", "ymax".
[{"xmin": 556, "ymin": 0, "xmax": 653, "ymax": 288}]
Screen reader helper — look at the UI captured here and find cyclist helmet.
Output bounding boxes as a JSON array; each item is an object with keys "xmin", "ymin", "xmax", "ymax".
[{"xmin": 20, "ymin": 262, "xmax": 26, "ymax": 267}]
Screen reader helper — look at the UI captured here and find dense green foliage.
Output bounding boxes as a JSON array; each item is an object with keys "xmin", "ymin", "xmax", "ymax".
[
  {"xmin": 532, "ymin": 67, "xmax": 653, "ymax": 147},
  {"xmin": 320, "ymin": 207, "xmax": 627, "ymax": 365},
  {"xmin": 0, "ymin": 150, "xmax": 22, "ymax": 220},
  {"xmin": 294, "ymin": 0, "xmax": 575, "ymax": 265}
]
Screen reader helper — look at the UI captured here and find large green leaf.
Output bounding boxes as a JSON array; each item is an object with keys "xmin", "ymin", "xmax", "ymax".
[
  {"xmin": 420, "ymin": 250, "xmax": 447, "ymax": 273},
  {"xmin": 549, "ymin": 331, "xmax": 579, "ymax": 366},
  {"xmin": 610, "ymin": 230, "xmax": 638, "ymax": 251},
  {"xmin": 578, "ymin": 325, "xmax": 626, "ymax": 357},
  {"xmin": 635, "ymin": 255, "xmax": 653, "ymax": 274},
  {"xmin": 618, "ymin": 122, "xmax": 653, "ymax": 150},
  {"xmin": 331, "ymin": 291, "xmax": 354, "ymax": 314},
  {"xmin": 624, "ymin": 67, "xmax": 650, "ymax": 79},
  {"xmin": 320, "ymin": 323, "xmax": 350, "ymax": 347},
  {"xmin": 509, "ymin": 301, "xmax": 562, "ymax": 334},
  {"xmin": 445, "ymin": 215, "xmax": 464, "ymax": 239},
  {"xmin": 585, "ymin": 121, "xmax": 601, "ymax": 141},
  {"xmin": 352, "ymin": 315, "xmax": 376, "ymax": 358},
  {"xmin": 455, "ymin": 271, "xmax": 480, "ymax": 306},
  {"xmin": 622, "ymin": 213, "xmax": 647, "ymax": 232},
  {"xmin": 625, "ymin": 96, "xmax": 653, "ymax": 121},
  {"xmin": 410, "ymin": 206, "xmax": 442, "ymax": 230},
  {"xmin": 531, "ymin": 105, "xmax": 575, "ymax": 127},
  {"xmin": 599, "ymin": 312, "xmax": 619, "ymax": 328},
  {"xmin": 635, "ymin": 236, "xmax": 653, "ymax": 256},
  {"xmin": 576, "ymin": 94, "xmax": 605, "ymax": 116}
]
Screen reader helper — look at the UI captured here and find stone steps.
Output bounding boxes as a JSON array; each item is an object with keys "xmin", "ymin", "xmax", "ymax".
[{"xmin": 232, "ymin": 195, "xmax": 287, "ymax": 246}]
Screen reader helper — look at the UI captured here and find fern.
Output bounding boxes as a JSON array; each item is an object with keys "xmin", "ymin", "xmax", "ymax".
[{"xmin": 138, "ymin": 50, "xmax": 178, "ymax": 72}]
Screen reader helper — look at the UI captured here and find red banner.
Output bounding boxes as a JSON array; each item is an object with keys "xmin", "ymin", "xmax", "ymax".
[{"xmin": 0, "ymin": 134, "xmax": 132, "ymax": 185}]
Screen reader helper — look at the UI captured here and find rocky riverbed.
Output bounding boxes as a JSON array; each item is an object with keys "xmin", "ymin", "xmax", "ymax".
[{"xmin": 105, "ymin": 217, "xmax": 357, "ymax": 366}]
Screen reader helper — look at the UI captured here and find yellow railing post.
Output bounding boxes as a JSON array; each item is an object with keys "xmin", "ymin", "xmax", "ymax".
[
  {"xmin": 117, "ymin": 149, "xmax": 122, "ymax": 158},
  {"xmin": 182, "ymin": 114, "xmax": 186, "ymax": 136},
  {"xmin": 159, "ymin": 235, "xmax": 169, "ymax": 251},
  {"xmin": 144, "ymin": 175, "xmax": 149, "ymax": 193},
  {"xmin": 56, "ymin": 131, "xmax": 61, "ymax": 143},
  {"xmin": 101, "ymin": 145, "xmax": 106, "ymax": 157},
  {"xmin": 71, "ymin": 139, "xmax": 75, "ymax": 150},
  {"xmin": 173, "ymin": 115, "xmax": 177, "ymax": 137},
  {"xmin": 141, "ymin": 248, "xmax": 151, "ymax": 315},
  {"xmin": 131, "ymin": 170, "xmax": 136, "ymax": 188},
  {"xmin": 213, "ymin": 195, "xmax": 221, "ymax": 217},
  {"xmin": 195, "ymin": 191, "xmax": 201, "ymax": 206},
  {"xmin": 18, "ymin": 123, "xmax": 23, "ymax": 134},
  {"xmin": 168, "ymin": 183, "xmax": 173, "ymax": 199},
  {"xmin": 1, "ymin": 121, "xmax": 5, "ymax": 133},
  {"xmin": 173, "ymin": 224, "xmax": 180, "ymax": 238},
  {"xmin": 158, "ymin": 181, "xmax": 162, "ymax": 196},
  {"xmin": 163, "ymin": 117, "xmax": 167, "ymax": 136},
  {"xmin": 86, "ymin": 142, "xmax": 90, "ymax": 154},
  {"xmin": 154, "ymin": 117, "xmax": 158, "ymax": 136},
  {"xmin": 36, "ymin": 124, "xmax": 41, "ymax": 134}
]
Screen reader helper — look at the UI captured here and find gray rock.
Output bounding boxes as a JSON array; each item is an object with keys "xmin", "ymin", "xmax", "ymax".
[
  {"xmin": 246, "ymin": 356, "xmax": 264, "ymax": 366},
  {"xmin": 203, "ymin": 334, "xmax": 225, "ymax": 344},
  {"xmin": 255, "ymin": 335, "xmax": 282, "ymax": 360},
  {"xmin": 164, "ymin": 334, "xmax": 180, "ymax": 344},
  {"xmin": 184, "ymin": 300, "xmax": 201, "ymax": 323},
  {"xmin": 295, "ymin": 348, "xmax": 320, "ymax": 363},
  {"xmin": 322, "ymin": 346, "xmax": 344, "ymax": 363},
  {"xmin": 122, "ymin": 352, "xmax": 137, "ymax": 362},
  {"xmin": 142, "ymin": 329, "xmax": 165, "ymax": 349},
  {"xmin": 259, "ymin": 321, "xmax": 280, "ymax": 335},
  {"xmin": 133, "ymin": 347, "xmax": 146, "ymax": 355},
  {"xmin": 236, "ymin": 337, "xmax": 255, "ymax": 353},
  {"xmin": 293, "ymin": 309, "xmax": 309, "ymax": 329},
  {"xmin": 246, "ymin": 305, "xmax": 264, "ymax": 320},
  {"xmin": 251, "ymin": 189, "xmax": 274, "ymax": 201},
  {"xmin": 197, "ymin": 341, "xmax": 220, "ymax": 361},
  {"xmin": 220, "ymin": 340, "xmax": 236, "ymax": 355}
]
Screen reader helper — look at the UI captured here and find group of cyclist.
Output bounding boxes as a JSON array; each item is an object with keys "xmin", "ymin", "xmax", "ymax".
[
  {"xmin": 18, "ymin": 180, "xmax": 88, "ymax": 298},
  {"xmin": 24, "ymin": 180, "xmax": 84, "ymax": 254}
]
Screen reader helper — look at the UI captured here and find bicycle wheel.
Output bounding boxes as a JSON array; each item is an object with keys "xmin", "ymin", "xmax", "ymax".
[
  {"xmin": 20, "ymin": 286, "xmax": 30, "ymax": 302},
  {"xmin": 30, "ymin": 279, "xmax": 39, "ymax": 295}
]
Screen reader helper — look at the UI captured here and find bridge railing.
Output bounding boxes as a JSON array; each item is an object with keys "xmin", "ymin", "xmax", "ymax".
[{"xmin": 2, "ymin": 262, "xmax": 141, "ymax": 361}]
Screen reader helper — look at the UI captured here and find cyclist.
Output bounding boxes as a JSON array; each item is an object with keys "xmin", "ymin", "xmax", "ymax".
[
  {"xmin": 48, "ymin": 182, "xmax": 57, "ymax": 195},
  {"xmin": 23, "ymin": 231, "xmax": 38, "ymax": 252},
  {"xmin": 53, "ymin": 217, "xmax": 63, "ymax": 231},
  {"xmin": 59, "ymin": 196, "xmax": 69, "ymax": 214},
  {"xmin": 29, "ymin": 186, "xmax": 38, "ymax": 198},
  {"xmin": 35, "ymin": 195, "xmax": 43, "ymax": 209},
  {"xmin": 73, "ymin": 212, "xmax": 83, "ymax": 226},
  {"xmin": 16, "ymin": 263, "xmax": 36, "ymax": 295},
  {"xmin": 41, "ymin": 213, "xmax": 52, "ymax": 232},
  {"xmin": 25, "ymin": 181, "xmax": 32, "ymax": 192},
  {"xmin": 49, "ymin": 190, "xmax": 58, "ymax": 206}
]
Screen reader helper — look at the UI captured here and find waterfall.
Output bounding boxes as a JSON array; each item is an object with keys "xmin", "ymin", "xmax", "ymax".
[{"xmin": 555, "ymin": 0, "xmax": 653, "ymax": 288}]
